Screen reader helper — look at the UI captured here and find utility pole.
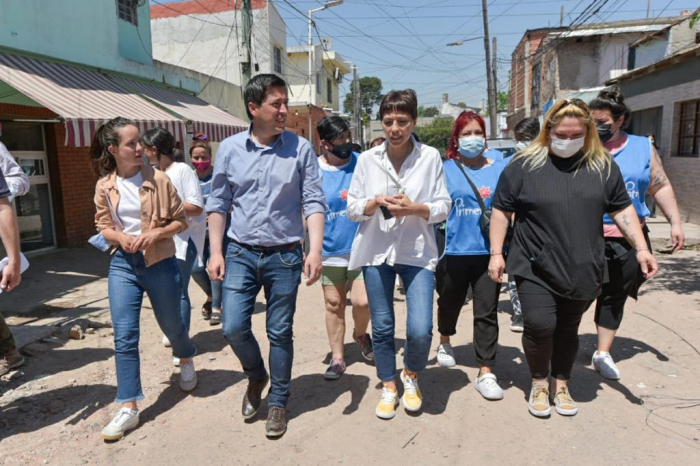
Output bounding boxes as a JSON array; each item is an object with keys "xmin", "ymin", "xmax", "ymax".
[
  {"xmin": 560, "ymin": 5, "xmax": 565, "ymax": 26},
  {"xmin": 646, "ymin": 0, "xmax": 652, "ymax": 18},
  {"xmin": 492, "ymin": 36, "xmax": 498, "ymax": 137},
  {"xmin": 481, "ymin": 0, "xmax": 497, "ymax": 138},
  {"xmin": 352, "ymin": 65, "xmax": 362, "ymax": 147},
  {"xmin": 241, "ymin": 0, "xmax": 252, "ymax": 84}
]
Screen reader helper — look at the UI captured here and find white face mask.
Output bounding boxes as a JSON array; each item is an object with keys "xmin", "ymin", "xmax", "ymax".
[
  {"xmin": 515, "ymin": 141, "xmax": 529, "ymax": 151},
  {"xmin": 550, "ymin": 136, "xmax": 585, "ymax": 158}
]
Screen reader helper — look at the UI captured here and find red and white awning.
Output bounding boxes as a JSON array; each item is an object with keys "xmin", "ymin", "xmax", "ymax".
[
  {"xmin": 0, "ymin": 52, "xmax": 186, "ymax": 146},
  {"xmin": 111, "ymin": 76, "xmax": 249, "ymax": 142}
]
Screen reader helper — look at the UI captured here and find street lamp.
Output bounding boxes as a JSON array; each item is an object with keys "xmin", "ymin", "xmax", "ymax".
[{"xmin": 308, "ymin": 0, "xmax": 343, "ymax": 147}]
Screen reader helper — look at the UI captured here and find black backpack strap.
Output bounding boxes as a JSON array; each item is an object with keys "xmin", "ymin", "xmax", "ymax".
[{"xmin": 454, "ymin": 159, "xmax": 488, "ymax": 213}]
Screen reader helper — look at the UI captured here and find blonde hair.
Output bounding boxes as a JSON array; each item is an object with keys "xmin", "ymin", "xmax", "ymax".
[{"xmin": 513, "ymin": 98, "xmax": 611, "ymax": 175}]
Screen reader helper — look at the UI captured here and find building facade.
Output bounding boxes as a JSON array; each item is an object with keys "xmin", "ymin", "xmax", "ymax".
[{"xmin": 0, "ymin": 0, "xmax": 246, "ymax": 252}]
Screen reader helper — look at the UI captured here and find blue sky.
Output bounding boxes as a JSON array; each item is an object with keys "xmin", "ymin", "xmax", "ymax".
[{"xmin": 153, "ymin": 0, "xmax": 697, "ymax": 110}]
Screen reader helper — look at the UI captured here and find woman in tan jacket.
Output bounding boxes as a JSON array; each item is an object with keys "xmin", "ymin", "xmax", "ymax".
[{"xmin": 91, "ymin": 117, "xmax": 198, "ymax": 441}]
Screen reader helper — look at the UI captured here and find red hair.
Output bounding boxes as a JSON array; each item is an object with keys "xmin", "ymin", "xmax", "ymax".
[{"xmin": 446, "ymin": 111, "xmax": 486, "ymax": 159}]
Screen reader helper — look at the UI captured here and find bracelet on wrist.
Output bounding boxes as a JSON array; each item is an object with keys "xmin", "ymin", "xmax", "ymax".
[
  {"xmin": 490, "ymin": 252, "xmax": 503, "ymax": 256},
  {"xmin": 635, "ymin": 248, "xmax": 650, "ymax": 255}
]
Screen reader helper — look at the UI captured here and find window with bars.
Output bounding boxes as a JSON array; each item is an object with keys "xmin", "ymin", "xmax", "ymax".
[
  {"xmin": 117, "ymin": 0, "xmax": 138, "ymax": 26},
  {"xmin": 273, "ymin": 45, "xmax": 282, "ymax": 74},
  {"xmin": 678, "ymin": 99, "xmax": 700, "ymax": 157},
  {"xmin": 326, "ymin": 78, "xmax": 332, "ymax": 103}
]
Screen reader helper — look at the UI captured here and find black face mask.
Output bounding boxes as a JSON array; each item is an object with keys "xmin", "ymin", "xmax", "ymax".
[
  {"xmin": 597, "ymin": 123, "xmax": 614, "ymax": 143},
  {"xmin": 329, "ymin": 142, "xmax": 354, "ymax": 160}
]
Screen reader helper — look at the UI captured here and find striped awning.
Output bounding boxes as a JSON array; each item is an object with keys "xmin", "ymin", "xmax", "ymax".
[
  {"xmin": 0, "ymin": 52, "xmax": 186, "ymax": 146},
  {"xmin": 111, "ymin": 76, "xmax": 249, "ymax": 142}
]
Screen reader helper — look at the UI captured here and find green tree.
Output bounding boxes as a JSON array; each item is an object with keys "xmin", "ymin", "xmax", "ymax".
[
  {"xmin": 418, "ymin": 105, "xmax": 440, "ymax": 117},
  {"xmin": 497, "ymin": 91, "xmax": 509, "ymax": 112},
  {"xmin": 457, "ymin": 102, "xmax": 467, "ymax": 108},
  {"xmin": 343, "ymin": 76, "xmax": 384, "ymax": 119},
  {"xmin": 414, "ymin": 117, "xmax": 455, "ymax": 156}
]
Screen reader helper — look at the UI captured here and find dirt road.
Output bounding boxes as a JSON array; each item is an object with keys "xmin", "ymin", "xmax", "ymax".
[{"xmin": 1, "ymin": 249, "xmax": 699, "ymax": 465}]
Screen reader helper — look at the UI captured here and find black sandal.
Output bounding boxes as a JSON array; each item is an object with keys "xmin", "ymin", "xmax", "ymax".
[
  {"xmin": 201, "ymin": 301, "xmax": 213, "ymax": 320},
  {"xmin": 210, "ymin": 310, "xmax": 221, "ymax": 326}
]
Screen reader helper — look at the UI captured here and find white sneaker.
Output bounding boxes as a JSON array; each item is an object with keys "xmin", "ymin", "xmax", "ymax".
[
  {"xmin": 179, "ymin": 360, "xmax": 197, "ymax": 392},
  {"xmin": 101, "ymin": 407, "xmax": 139, "ymax": 440},
  {"xmin": 162, "ymin": 335, "xmax": 171, "ymax": 347},
  {"xmin": 173, "ymin": 357, "xmax": 180, "ymax": 367},
  {"xmin": 592, "ymin": 351, "xmax": 621, "ymax": 380},
  {"xmin": 436, "ymin": 343, "xmax": 456, "ymax": 368},
  {"xmin": 474, "ymin": 372, "xmax": 504, "ymax": 400}
]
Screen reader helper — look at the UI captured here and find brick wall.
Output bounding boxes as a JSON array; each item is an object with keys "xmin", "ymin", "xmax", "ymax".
[{"xmin": 0, "ymin": 104, "xmax": 97, "ymax": 247}]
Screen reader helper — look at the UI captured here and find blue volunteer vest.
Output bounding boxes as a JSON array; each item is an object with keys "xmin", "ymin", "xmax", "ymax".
[
  {"xmin": 485, "ymin": 147, "xmax": 504, "ymax": 162},
  {"xmin": 603, "ymin": 133, "xmax": 651, "ymax": 224},
  {"xmin": 321, "ymin": 154, "xmax": 360, "ymax": 257},
  {"xmin": 443, "ymin": 158, "xmax": 507, "ymax": 255}
]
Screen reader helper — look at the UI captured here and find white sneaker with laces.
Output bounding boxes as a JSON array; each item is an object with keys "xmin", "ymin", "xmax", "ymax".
[
  {"xmin": 162, "ymin": 335, "xmax": 171, "ymax": 347},
  {"xmin": 101, "ymin": 407, "xmax": 139, "ymax": 440},
  {"xmin": 173, "ymin": 357, "xmax": 180, "ymax": 367},
  {"xmin": 592, "ymin": 351, "xmax": 621, "ymax": 380},
  {"xmin": 474, "ymin": 372, "xmax": 504, "ymax": 400},
  {"xmin": 179, "ymin": 360, "xmax": 197, "ymax": 392},
  {"xmin": 437, "ymin": 343, "xmax": 456, "ymax": 368}
]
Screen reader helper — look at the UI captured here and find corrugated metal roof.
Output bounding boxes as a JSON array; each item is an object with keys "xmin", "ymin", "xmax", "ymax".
[{"xmin": 559, "ymin": 25, "xmax": 668, "ymax": 38}]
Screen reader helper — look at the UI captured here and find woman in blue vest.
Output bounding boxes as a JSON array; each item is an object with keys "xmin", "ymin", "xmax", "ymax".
[
  {"xmin": 436, "ymin": 110, "xmax": 507, "ymax": 401},
  {"xmin": 589, "ymin": 88, "xmax": 685, "ymax": 380},
  {"xmin": 316, "ymin": 116, "xmax": 373, "ymax": 380}
]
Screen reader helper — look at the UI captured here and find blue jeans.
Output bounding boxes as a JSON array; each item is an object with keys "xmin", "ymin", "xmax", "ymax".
[
  {"xmin": 108, "ymin": 250, "xmax": 197, "ymax": 403},
  {"xmin": 363, "ymin": 263, "xmax": 435, "ymax": 382},
  {"xmin": 177, "ymin": 239, "xmax": 198, "ymax": 332},
  {"xmin": 191, "ymin": 234, "xmax": 228, "ymax": 310},
  {"xmin": 221, "ymin": 241, "xmax": 302, "ymax": 408}
]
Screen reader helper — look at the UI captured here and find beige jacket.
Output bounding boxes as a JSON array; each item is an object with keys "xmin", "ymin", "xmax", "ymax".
[{"xmin": 94, "ymin": 164, "xmax": 188, "ymax": 267}]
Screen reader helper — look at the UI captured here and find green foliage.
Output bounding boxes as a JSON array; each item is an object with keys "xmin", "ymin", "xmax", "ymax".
[
  {"xmin": 414, "ymin": 117, "xmax": 455, "ymax": 156},
  {"xmin": 417, "ymin": 105, "xmax": 440, "ymax": 117},
  {"xmin": 457, "ymin": 102, "xmax": 467, "ymax": 108},
  {"xmin": 690, "ymin": 13, "xmax": 699, "ymax": 28},
  {"xmin": 485, "ymin": 91, "xmax": 509, "ymax": 116},
  {"xmin": 343, "ymin": 76, "xmax": 384, "ymax": 118}
]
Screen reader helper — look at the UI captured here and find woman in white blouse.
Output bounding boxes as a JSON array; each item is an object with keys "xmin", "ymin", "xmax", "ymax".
[{"xmin": 347, "ymin": 89, "xmax": 451, "ymax": 420}]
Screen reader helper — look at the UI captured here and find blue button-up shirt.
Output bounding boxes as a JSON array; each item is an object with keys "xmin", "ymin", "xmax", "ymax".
[{"xmin": 206, "ymin": 128, "xmax": 326, "ymax": 246}]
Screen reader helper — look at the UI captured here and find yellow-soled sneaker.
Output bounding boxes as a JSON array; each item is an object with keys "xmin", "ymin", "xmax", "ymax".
[
  {"xmin": 376, "ymin": 387, "xmax": 399, "ymax": 419},
  {"xmin": 400, "ymin": 369, "xmax": 423, "ymax": 412}
]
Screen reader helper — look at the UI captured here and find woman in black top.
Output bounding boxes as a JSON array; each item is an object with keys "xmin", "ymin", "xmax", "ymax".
[{"xmin": 488, "ymin": 99, "xmax": 658, "ymax": 418}]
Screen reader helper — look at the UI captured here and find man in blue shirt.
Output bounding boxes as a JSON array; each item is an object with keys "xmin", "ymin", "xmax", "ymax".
[
  {"xmin": 206, "ymin": 74, "xmax": 325, "ymax": 438},
  {"xmin": 0, "ymin": 168, "xmax": 25, "ymax": 377}
]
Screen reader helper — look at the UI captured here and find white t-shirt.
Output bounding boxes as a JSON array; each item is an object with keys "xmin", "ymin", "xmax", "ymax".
[
  {"xmin": 116, "ymin": 171, "xmax": 144, "ymax": 236},
  {"xmin": 164, "ymin": 162, "xmax": 205, "ymax": 261}
]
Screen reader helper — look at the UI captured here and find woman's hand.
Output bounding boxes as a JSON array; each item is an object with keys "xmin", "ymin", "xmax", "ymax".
[
  {"xmin": 118, "ymin": 233, "xmax": 138, "ymax": 253},
  {"xmin": 488, "ymin": 254, "xmax": 506, "ymax": 283},
  {"xmin": 637, "ymin": 250, "xmax": 659, "ymax": 279},
  {"xmin": 374, "ymin": 194, "xmax": 392, "ymax": 208},
  {"xmin": 131, "ymin": 229, "xmax": 162, "ymax": 252},
  {"xmin": 670, "ymin": 224, "xmax": 685, "ymax": 253}
]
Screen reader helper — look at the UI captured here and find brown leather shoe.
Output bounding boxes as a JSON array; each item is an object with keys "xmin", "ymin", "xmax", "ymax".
[
  {"xmin": 266, "ymin": 406, "xmax": 287, "ymax": 438},
  {"xmin": 0, "ymin": 350, "xmax": 25, "ymax": 377},
  {"xmin": 242, "ymin": 373, "xmax": 269, "ymax": 420}
]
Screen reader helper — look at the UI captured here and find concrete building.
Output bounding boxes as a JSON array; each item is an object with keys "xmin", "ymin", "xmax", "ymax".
[
  {"xmin": 0, "ymin": 0, "xmax": 246, "ymax": 252},
  {"xmin": 150, "ymin": 0, "xmax": 286, "ymax": 88},
  {"xmin": 285, "ymin": 44, "xmax": 350, "ymax": 149},
  {"xmin": 607, "ymin": 10, "xmax": 700, "ymax": 223}
]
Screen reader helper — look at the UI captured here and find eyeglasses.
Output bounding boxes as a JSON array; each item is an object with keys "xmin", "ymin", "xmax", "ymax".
[{"xmin": 192, "ymin": 132, "xmax": 208, "ymax": 142}]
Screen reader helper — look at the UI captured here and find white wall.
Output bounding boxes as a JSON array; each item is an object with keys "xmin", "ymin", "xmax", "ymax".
[{"xmin": 151, "ymin": 4, "xmax": 286, "ymax": 87}]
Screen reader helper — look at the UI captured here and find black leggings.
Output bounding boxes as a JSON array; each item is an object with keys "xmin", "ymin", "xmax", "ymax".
[
  {"xmin": 517, "ymin": 277, "xmax": 593, "ymax": 380},
  {"xmin": 594, "ymin": 237, "xmax": 646, "ymax": 331},
  {"xmin": 436, "ymin": 254, "xmax": 500, "ymax": 367}
]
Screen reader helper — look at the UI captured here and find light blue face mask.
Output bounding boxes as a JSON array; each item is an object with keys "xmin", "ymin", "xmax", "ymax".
[{"xmin": 458, "ymin": 136, "xmax": 486, "ymax": 158}]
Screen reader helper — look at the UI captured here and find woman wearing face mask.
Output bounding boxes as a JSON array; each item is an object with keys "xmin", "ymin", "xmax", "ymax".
[
  {"xmin": 189, "ymin": 136, "xmax": 227, "ymax": 326},
  {"xmin": 434, "ymin": 111, "xmax": 507, "ymax": 400},
  {"xmin": 347, "ymin": 89, "xmax": 451, "ymax": 420},
  {"xmin": 142, "ymin": 128, "xmax": 205, "ymax": 364},
  {"xmin": 91, "ymin": 117, "xmax": 198, "ymax": 440},
  {"xmin": 488, "ymin": 99, "xmax": 659, "ymax": 418},
  {"xmin": 589, "ymin": 88, "xmax": 684, "ymax": 380},
  {"xmin": 316, "ymin": 116, "xmax": 373, "ymax": 380}
]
